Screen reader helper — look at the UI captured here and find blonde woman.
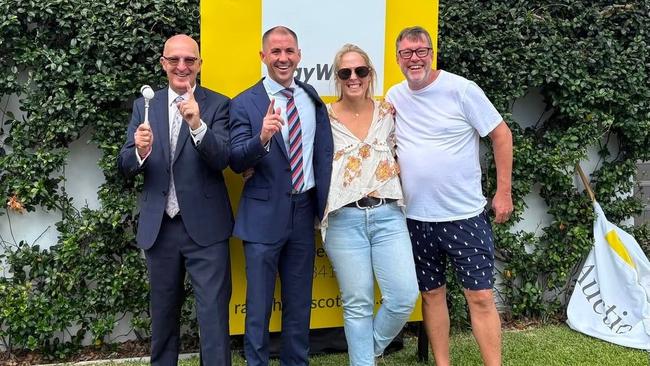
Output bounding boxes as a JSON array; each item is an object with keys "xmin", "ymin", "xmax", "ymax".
[{"xmin": 321, "ymin": 44, "xmax": 419, "ymax": 366}]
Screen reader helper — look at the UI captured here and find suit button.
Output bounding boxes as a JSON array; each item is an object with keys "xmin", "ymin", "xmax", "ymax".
[{"xmin": 162, "ymin": 190, "xmax": 167, "ymax": 195}]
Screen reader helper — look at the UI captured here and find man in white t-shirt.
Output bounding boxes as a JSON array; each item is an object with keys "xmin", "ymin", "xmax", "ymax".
[{"xmin": 386, "ymin": 26, "xmax": 513, "ymax": 366}]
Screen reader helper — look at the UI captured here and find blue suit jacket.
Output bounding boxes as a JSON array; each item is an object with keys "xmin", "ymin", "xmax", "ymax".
[
  {"xmin": 229, "ymin": 78, "xmax": 333, "ymax": 244},
  {"xmin": 118, "ymin": 86, "xmax": 233, "ymax": 249}
]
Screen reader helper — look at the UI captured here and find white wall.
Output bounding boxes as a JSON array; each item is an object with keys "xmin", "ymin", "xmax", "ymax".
[
  {"xmin": 0, "ymin": 92, "xmax": 123, "ymax": 346},
  {"xmin": 0, "ymin": 121, "xmax": 104, "ymax": 277}
]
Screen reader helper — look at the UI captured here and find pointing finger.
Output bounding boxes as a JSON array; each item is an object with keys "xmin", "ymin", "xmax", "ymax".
[
  {"xmin": 185, "ymin": 82, "xmax": 195, "ymax": 101},
  {"xmin": 266, "ymin": 98, "xmax": 275, "ymax": 116},
  {"xmin": 275, "ymin": 107, "xmax": 284, "ymax": 124}
]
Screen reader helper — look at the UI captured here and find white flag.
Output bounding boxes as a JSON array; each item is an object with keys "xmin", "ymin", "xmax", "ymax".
[{"xmin": 567, "ymin": 202, "xmax": 650, "ymax": 349}]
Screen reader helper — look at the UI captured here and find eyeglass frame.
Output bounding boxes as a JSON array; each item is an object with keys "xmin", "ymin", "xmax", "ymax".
[
  {"xmin": 336, "ymin": 66, "xmax": 371, "ymax": 80},
  {"xmin": 397, "ymin": 47, "xmax": 433, "ymax": 59},
  {"xmin": 161, "ymin": 55, "xmax": 200, "ymax": 66}
]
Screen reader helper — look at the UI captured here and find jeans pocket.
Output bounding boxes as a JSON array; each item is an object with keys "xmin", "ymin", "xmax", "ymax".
[{"xmin": 328, "ymin": 207, "xmax": 343, "ymax": 219}]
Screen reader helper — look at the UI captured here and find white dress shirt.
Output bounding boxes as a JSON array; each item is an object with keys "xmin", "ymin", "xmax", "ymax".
[{"xmin": 262, "ymin": 77, "xmax": 316, "ymax": 192}]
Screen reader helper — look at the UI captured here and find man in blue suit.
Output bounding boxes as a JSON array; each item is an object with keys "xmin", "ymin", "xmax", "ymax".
[
  {"xmin": 229, "ymin": 26, "xmax": 333, "ymax": 366},
  {"xmin": 118, "ymin": 34, "xmax": 233, "ymax": 366}
]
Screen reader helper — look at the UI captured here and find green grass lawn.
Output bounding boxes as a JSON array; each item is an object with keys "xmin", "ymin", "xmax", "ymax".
[{"xmin": 109, "ymin": 324, "xmax": 648, "ymax": 366}]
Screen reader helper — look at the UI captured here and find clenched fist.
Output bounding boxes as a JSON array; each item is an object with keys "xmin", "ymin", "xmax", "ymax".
[{"xmin": 135, "ymin": 123, "xmax": 154, "ymax": 158}]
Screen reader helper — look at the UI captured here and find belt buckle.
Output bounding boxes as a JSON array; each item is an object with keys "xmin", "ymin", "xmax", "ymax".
[{"xmin": 355, "ymin": 197, "xmax": 385, "ymax": 209}]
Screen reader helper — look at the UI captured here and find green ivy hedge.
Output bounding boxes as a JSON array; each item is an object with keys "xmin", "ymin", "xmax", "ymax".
[
  {"xmin": 0, "ymin": 0, "xmax": 648, "ymax": 358},
  {"xmin": 0, "ymin": 0, "xmax": 200, "ymax": 357}
]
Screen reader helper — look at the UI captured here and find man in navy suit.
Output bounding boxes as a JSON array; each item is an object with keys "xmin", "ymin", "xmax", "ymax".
[
  {"xmin": 118, "ymin": 34, "xmax": 233, "ymax": 366},
  {"xmin": 229, "ymin": 26, "xmax": 333, "ymax": 366}
]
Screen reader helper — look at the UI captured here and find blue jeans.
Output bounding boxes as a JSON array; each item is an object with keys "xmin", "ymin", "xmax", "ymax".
[{"xmin": 324, "ymin": 202, "xmax": 419, "ymax": 366}]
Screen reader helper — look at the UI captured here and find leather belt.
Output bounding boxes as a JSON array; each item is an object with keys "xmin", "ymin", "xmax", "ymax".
[{"xmin": 344, "ymin": 197, "xmax": 397, "ymax": 209}]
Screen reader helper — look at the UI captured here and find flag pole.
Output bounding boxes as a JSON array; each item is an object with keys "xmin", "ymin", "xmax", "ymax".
[{"xmin": 575, "ymin": 164, "xmax": 596, "ymax": 203}]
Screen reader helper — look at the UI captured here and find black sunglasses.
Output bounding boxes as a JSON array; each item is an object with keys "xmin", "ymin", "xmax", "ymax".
[
  {"xmin": 337, "ymin": 66, "xmax": 371, "ymax": 80},
  {"xmin": 161, "ymin": 55, "xmax": 199, "ymax": 66}
]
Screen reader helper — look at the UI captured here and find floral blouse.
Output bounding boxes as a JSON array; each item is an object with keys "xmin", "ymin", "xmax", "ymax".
[{"xmin": 321, "ymin": 99, "xmax": 404, "ymax": 237}]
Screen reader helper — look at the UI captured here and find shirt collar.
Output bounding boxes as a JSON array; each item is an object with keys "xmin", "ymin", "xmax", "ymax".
[
  {"xmin": 263, "ymin": 77, "xmax": 297, "ymax": 96},
  {"xmin": 168, "ymin": 85, "xmax": 196, "ymax": 106}
]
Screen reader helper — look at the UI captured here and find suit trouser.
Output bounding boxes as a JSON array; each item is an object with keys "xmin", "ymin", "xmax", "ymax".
[
  {"xmin": 145, "ymin": 214, "xmax": 232, "ymax": 366},
  {"xmin": 243, "ymin": 191, "xmax": 316, "ymax": 366}
]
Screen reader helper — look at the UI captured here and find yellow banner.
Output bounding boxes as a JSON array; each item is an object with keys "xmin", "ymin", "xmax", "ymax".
[{"xmin": 201, "ymin": 0, "xmax": 438, "ymax": 335}]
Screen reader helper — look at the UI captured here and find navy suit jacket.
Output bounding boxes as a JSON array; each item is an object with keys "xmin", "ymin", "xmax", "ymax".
[
  {"xmin": 118, "ymin": 86, "xmax": 233, "ymax": 249},
  {"xmin": 229, "ymin": 78, "xmax": 333, "ymax": 244}
]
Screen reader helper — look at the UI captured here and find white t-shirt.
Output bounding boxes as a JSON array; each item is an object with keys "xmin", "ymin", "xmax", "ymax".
[{"xmin": 386, "ymin": 70, "xmax": 502, "ymax": 222}]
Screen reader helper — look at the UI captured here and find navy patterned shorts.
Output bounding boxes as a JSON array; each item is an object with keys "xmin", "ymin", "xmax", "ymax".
[{"xmin": 406, "ymin": 211, "xmax": 495, "ymax": 291}]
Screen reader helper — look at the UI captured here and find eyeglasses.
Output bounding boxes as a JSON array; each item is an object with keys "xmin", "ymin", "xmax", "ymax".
[
  {"xmin": 397, "ymin": 47, "xmax": 432, "ymax": 59},
  {"xmin": 161, "ymin": 55, "xmax": 199, "ymax": 66},
  {"xmin": 337, "ymin": 66, "xmax": 371, "ymax": 80}
]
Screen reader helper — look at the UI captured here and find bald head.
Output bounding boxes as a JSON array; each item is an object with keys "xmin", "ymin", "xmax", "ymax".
[
  {"xmin": 160, "ymin": 34, "xmax": 202, "ymax": 94},
  {"xmin": 164, "ymin": 34, "xmax": 200, "ymax": 58}
]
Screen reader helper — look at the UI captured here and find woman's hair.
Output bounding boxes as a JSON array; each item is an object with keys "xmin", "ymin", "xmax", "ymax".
[{"xmin": 332, "ymin": 44, "xmax": 376, "ymax": 100}]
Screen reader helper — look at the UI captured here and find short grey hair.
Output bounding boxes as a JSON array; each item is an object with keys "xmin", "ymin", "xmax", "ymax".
[{"xmin": 395, "ymin": 26, "xmax": 433, "ymax": 51}]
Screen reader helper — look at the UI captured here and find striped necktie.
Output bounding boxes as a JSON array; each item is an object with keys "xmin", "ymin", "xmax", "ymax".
[
  {"xmin": 165, "ymin": 95, "xmax": 184, "ymax": 217},
  {"xmin": 280, "ymin": 88, "xmax": 305, "ymax": 193}
]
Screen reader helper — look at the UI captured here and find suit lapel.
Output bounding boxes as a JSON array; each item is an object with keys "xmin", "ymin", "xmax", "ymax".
[
  {"xmin": 252, "ymin": 80, "xmax": 289, "ymax": 161},
  {"xmin": 151, "ymin": 89, "xmax": 170, "ymax": 162},
  {"xmin": 295, "ymin": 79, "xmax": 324, "ymax": 128},
  {"xmin": 173, "ymin": 124, "xmax": 189, "ymax": 164},
  {"xmin": 296, "ymin": 79, "xmax": 323, "ymax": 107},
  {"xmin": 172, "ymin": 87, "xmax": 204, "ymax": 164}
]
